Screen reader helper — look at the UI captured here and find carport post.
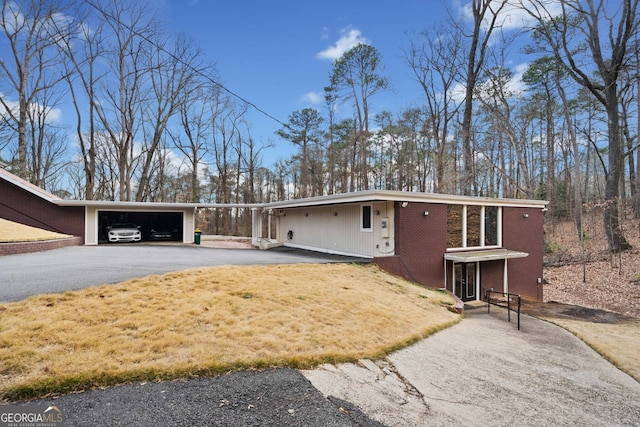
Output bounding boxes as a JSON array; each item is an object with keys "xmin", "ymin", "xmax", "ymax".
[{"xmin": 251, "ymin": 208, "xmax": 262, "ymax": 247}]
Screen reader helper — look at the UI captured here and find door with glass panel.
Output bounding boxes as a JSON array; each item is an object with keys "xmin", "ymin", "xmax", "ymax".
[{"xmin": 454, "ymin": 263, "xmax": 477, "ymax": 302}]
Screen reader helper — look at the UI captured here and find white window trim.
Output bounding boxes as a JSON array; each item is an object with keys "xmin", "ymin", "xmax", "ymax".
[
  {"xmin": 361, "ymin": 204, "xmax": 373, "ymax": 232},
  {"xmin": 448, "ymin": 205, "xmax": 502, "ymax": 251}
]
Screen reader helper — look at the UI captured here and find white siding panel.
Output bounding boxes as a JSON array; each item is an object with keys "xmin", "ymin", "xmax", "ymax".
[{"xmin": 277, "ymin": 202, "xmax": 394, "ymax": 258}]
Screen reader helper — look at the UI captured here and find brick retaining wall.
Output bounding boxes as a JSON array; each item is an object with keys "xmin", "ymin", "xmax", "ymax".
[{"xmin": 0, "ymin": 236, "xmax": 83, "ymax": 256}]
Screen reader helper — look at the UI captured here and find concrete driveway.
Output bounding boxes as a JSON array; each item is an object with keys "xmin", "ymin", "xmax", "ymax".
[
  {"xmin": 303, "ymin": 306, "xmax": 640, "ymax": 426},
  {"xmin": 0, "ymin": 244, "xmax": 369, "ymax": 302}
]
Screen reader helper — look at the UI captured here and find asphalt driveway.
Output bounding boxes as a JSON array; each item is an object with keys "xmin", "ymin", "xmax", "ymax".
[{"xmin": 0, "ymin": 244, "xmax": 370, "ymax": 302}]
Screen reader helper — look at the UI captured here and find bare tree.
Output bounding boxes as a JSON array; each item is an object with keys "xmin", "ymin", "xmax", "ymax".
[
  {"xmin": 0, "ymin": 0, "xmax": 73, "ymax": 180},
  {"xmin": 405, "ymin": 25, "xmax": 463, "ymax": 193},
  {"xmin": 56, "ymin": 1, "xmax": 106, "ymax": 200},
  {"xmin": 91, "ymin": 0, "xmax": 154, "ymax": 201},
  {"xmin": 476, "ymin": 66, "xmax": 537, "ymax": 198},
  {"xmin": 521, "ymin": 0, "xmax": 638, "ymax": 251},
  {"xmin": 454, "ymin": 0, "xmax": 509, "ymax": 195},
  {"xmin": 135, "ymin": 33, "xmax": 204, "ymax": 201},
  {"xmin": 171, "ymin": 83, "xmax": 217, "ymax": 203}
]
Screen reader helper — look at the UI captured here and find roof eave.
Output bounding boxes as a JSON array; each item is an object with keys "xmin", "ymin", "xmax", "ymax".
[{"xmin": 266, "ymin": 190, "xmax": 548, "ymax": 209}]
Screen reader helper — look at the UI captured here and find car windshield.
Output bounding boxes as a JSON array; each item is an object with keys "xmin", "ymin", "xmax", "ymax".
[{"xmin": 111, "ymin": 223, "xmax": 137, "ymax": 229}]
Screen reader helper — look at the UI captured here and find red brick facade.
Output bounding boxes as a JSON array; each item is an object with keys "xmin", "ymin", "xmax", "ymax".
[
  {"xmin": 502, "ymin": 206, "xmax": 544, "ymax": 300},
  {"xmin": 391, "ymin": 202, "xmax": 448, "ymax": 287},
  {"xmin": 0, "ymin": 177, "xmax": 85, "ymax": 240},
  {"xmin": 375, "ymin": 202, "xmax": 544, "ymax": 301},
  {"xmin": 0, "ymin": 237, "xmax": 84, "ymax": 256}
]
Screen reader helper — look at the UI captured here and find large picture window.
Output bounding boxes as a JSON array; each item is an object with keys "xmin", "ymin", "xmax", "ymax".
[{"xmin": 447, "ymin": 205, "xmax": 500, "ymax": 249}]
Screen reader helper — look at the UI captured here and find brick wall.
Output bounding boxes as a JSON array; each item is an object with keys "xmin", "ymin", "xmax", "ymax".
[
  {"xmin": 502, "ymin": 207, "xmax": 545, "ymax": 300},
  {"xmin": 0, "ymin": 236, "xmax": 83, "ymax": 256},
  {"xmin": 375, "ymin": 202, "xmax": 447, "ymax": 287},
  {"xmin": 376, "ymin": 202, "xmax": 545, "ymax": 301},
  {"xmin": 0, "ymin": 179, "xmax": 85, "ymax": 239}
]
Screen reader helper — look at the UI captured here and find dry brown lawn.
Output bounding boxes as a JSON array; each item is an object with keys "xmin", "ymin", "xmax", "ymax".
[
  {"xmin": 0, "ymin": 263, "xmax": 460, "ymax": 401},
  {"xmin": 543, "ymin": 213, "xmax": 640, "ymax": 382},
  {"xmin": 0, "ymin": 218, "xmax": 71, "ymax": 242},
  {"xmin": 542, "ymin": 318, "xmax": 640, "ymax": 381}
]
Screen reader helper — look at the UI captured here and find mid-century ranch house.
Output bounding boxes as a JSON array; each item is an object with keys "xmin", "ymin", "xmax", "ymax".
[{"xmin": 1, "ymin": 167, "xmax": 548, "ymax": 301}]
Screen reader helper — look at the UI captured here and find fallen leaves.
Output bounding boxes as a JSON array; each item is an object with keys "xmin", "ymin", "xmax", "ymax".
[{"xmin": 544, "ymin": 215, "xmax": 640, "ymax": 318}]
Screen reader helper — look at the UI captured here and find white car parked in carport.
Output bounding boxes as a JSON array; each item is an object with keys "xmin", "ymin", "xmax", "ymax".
[{"xmin": 107, "ymin": 223, "xmax": 142, "ymax": 243}]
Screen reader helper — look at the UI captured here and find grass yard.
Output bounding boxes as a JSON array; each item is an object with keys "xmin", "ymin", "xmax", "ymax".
[
  {"xmin": 542, "ymin": 317, "xmax": 640, "ymax": 381},
  {"xmin": 0, "ymin": 263, "xmax": 460, "ymax": 401},
  {"xmin": 0, "ymin": 218, "xmax": 71, "ymax": 242}
]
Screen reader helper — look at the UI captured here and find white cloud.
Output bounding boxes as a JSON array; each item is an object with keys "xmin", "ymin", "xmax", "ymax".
[
  {"xmin": 450, "ymin": 82, "xmax": 467, "ymax": 104},
  {"xmin": 316, "ymin": 28, "xmax": 369, "ymax": 61},
  {"xmin": 0, "ymin": 92, "xmax": 62, "ymax": 124},
  {"xmin": 507, "ymin": 62, "xmax": 529, "ymax": 95},
  {"xmin": 301, "ymin": 91, "xmax": 323, "ymax": 105}
]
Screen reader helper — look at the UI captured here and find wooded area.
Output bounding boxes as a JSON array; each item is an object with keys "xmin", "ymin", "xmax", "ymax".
[{"xmin": 1, "ymin": 0, "xmax": 639, "ymax": 251}]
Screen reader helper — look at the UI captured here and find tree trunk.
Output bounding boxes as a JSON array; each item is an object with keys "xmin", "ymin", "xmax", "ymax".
[{"xmin": 603, "ymin": 83, "xmax": 631, "ymax": 251}]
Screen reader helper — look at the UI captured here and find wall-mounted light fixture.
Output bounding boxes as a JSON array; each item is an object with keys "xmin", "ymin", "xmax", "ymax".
[
  {"xmin": 401, "ymin": 202, "xmax": 408, "ymax": 208},
  {"xmin": 374, "ymin": 210, "xmax": 380, "ymax": 215},
  {"xmin": 423, "ymin": 211, "xmax": 429, "ymax": 216},
  {"xmin": 333, "ymin": 212, "xmax": 338, "ymax": 216},
  {"xmin": 523, "ymin": 213, "xmax": 529, "ymax": 218}
]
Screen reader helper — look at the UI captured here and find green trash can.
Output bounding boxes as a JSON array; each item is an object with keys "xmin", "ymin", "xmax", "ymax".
[{"xmin": 194, "ymin": 229, "xmax": 202, "ymax": 245}]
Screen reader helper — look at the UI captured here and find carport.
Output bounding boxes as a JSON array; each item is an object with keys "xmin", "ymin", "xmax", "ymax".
[
  {"xmin": 59, "ymin": 201, "xmax": 198, "ymax": 245},
  {"xmin": 54, "ymin": 200, "xmax": 265, "ymax": 246},
  {"xmin": 98, "ymin": 211, "xmax": 184, "ymax": 243}
]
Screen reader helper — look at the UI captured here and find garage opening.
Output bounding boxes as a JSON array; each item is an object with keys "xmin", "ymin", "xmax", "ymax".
[{"xmin": 98, "ymin": 211, "xmax": 183, "ymax": 243}]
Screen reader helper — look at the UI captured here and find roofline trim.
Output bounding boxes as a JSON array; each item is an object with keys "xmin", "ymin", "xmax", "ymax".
[
  {"xmin": 0, "ymin": 168, "xmax": 61, "ymax": 203},
  {"xmin": 265, "ymin": 190, "xmax": 548, "ymax": 209},
  {"xmin": 47, "ymin": 190, "xmax": 547, "ymax": 211},
  {"xmin": 53, "ymin": 200, "xmax": 264, "ymax": 209}
]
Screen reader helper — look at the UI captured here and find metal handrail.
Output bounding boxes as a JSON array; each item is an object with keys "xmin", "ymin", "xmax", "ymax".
[{"xmin": 486, "ymin": 289, "xmax": 521, "ymax": 330}]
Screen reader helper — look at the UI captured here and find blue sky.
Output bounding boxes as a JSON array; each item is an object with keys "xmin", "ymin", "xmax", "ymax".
[{"xmin": 157, "ymin": 0, "xmax": 456, "ymax": 163}]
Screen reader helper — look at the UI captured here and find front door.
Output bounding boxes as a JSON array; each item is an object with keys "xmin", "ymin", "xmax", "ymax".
[{"xmin": 454, "ymin": 263, "xmax": 477, "ymax": 302}]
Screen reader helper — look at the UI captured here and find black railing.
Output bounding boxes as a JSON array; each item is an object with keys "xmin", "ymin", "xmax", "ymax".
[{"xmin": 486, "ymin": 289, "xmax": 521, "ymax": 330}]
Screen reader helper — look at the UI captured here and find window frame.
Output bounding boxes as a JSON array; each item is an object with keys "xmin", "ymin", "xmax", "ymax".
[
  {"xmin": 447, "ymin": 204, "xmax": 501, "ymax": 250},
  {"xmin": 361, "ymin": 204, "xmax": 373, "ymax": 232}
]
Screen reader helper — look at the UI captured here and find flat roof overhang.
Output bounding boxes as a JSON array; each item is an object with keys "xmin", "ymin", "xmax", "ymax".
[
  {"xmin": 266, "ymin": 190, "xmax": 549, "ymax": 210},
  {"xmin": 54, "ymin": 200, "xmax": 264, "ymax": 209},
  {"xmin": 444, "ymin": 249, "xmax": 529, "ymax": 263}
]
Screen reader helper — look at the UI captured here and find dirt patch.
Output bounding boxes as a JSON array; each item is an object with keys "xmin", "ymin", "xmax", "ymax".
[
  {"xmin": 544, "ymin": 217, "xmax": 640, "ymax": 318},
  {"xmin": 520, "ymin": 301, "xmax": 633, "ymax": 324},
  {"xmin": 200, "ymin": 239, "xmax": 253, "ymax": 249}
]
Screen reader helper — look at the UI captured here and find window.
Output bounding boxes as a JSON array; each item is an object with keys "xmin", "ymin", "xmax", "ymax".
[
  {"xmin": 466, "ymin": 205, "xmax": 481, "ymax": 247},
  {"xmin": 447, "ymin": 204, "xmax": 500, "ymax": 249},
  {"xmin": 447, "ymin": 205, "xmax": 463, "ymax": 247},
  {"xmin": 361, "ymin": 205, "xmax": 372, "ymax": 231},
  {"xmin": 484, "ymin": 206, "xmax": 498, "ymax": 246}
]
